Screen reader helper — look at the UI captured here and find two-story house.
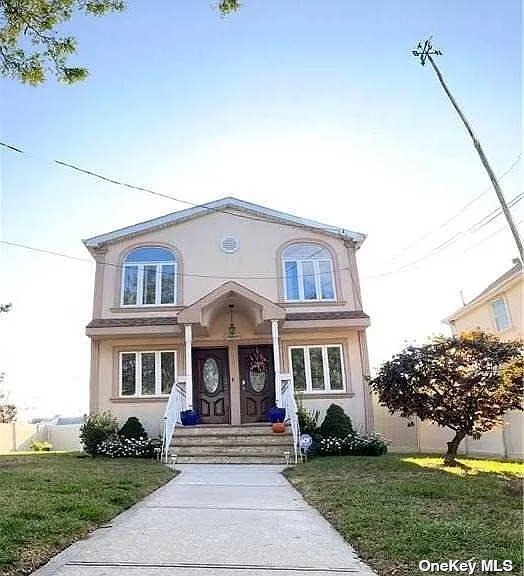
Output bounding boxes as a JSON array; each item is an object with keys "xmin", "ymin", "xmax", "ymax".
[{"xmin": 84, "ymin": 197, "xmax": 373, "ymax": 451}]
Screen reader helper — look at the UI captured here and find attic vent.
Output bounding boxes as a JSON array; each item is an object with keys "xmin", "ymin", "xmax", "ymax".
[{"xmin": 220, "ymin": 236, "xmax": 239, "ymax": 254}]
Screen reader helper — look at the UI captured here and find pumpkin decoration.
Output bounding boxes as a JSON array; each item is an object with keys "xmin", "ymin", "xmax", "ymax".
[{"xmin": 272, "ymin": 422, "xmax": 286, "ymax": 434}]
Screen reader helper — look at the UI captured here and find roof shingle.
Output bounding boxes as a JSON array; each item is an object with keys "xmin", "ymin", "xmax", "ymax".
[{"xmin": 86, "ymin": 310, "xmax": 369, "ymax": 329}]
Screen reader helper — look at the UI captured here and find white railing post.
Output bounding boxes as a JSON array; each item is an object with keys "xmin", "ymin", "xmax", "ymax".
[
  {"xmin": 271, "ymin": 319, "xmax": 282, "ymax": 407},
  {"xmin": 185, "ymin": 324, "xmax": 193, "ymax": 409},
  {"xmin": 161, "ymin": 380, "xmax": 186, "ymax": 462},
  {"xmin": 281, "ymin": 376, "xmax": 300, "ymax": 464}
]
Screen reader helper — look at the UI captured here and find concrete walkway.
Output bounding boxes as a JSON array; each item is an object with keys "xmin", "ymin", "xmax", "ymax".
[{"xmin": 33, "ymin": 465, "xmax": 377, "ymax": 576}]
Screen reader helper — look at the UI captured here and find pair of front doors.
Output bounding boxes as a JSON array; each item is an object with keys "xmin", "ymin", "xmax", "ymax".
[{"xmin": 192, "ymin": 345, "xmax": 275, "ymax": 424}]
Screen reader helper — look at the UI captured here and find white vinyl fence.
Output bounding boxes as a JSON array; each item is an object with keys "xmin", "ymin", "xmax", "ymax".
[
  {"xmin": 0, "ymin": 422, "xmax": 82, "ymax": 452},
  {"xmin": 373, "ymin": 399, "xmax": 523, "ymax": 460}
]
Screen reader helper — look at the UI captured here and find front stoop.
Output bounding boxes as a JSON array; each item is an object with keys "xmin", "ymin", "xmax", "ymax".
[{"xmin": 170, "ymin": 423, "xmax": 293, "ymax": 464}]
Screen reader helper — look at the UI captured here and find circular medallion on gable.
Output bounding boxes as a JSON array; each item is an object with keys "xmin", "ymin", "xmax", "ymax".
[{"xmin": 220, "ymin": 236, "xmax": 239, "ymax": 254}]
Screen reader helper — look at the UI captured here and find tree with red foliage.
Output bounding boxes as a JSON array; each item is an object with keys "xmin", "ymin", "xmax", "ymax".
[{"xmin": 370, "ymin": 331, "xmax": 523, "ymax": 465}]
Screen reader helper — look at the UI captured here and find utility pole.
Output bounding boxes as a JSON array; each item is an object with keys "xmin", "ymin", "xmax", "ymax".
[{"xmin": 412, "ymin": 38, "xmax": 523, "ymax": 261}]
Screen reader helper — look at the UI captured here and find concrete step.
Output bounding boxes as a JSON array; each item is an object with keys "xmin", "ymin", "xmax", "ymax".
[
  {"xmin": 173, "ymin": 424, "xmax": 278, "ymax": 436},
  {"xmin": 169, "ymin": 423, "xmax": 294, "ymax": 464},
  {"xmin": 173, "ymin": 444, "xmax": 292, "ymax": 457},
  {"xmin": 172, "ymin": 433, "xmax": 291, "ymax": 447},
  {"xmin": 173, "ymin": 454, "xmax": 291, "ymax": 465}
]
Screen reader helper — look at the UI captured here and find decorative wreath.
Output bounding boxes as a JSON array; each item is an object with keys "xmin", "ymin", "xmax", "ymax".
[{"xmin": 248, "ymin": 349, "xmax": 269, "ymax": 373}]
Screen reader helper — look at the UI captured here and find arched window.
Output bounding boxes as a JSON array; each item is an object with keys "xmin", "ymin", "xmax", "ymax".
[
  {"xmin": 282, "ymin": 243, "xmax": 336, "ymax": 301},
  {"xmin": 122, "ymin": 247, "xmax": 176, "ymax": 306}
]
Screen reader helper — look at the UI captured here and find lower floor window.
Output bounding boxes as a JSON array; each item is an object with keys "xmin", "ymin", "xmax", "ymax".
[
  {"xmin": 289, "ymin": 344, "xmax": 345, "ymax": 393},
  {"xmin": 120, "ymin": 350, "xmax": 176, "ymax": 396}
]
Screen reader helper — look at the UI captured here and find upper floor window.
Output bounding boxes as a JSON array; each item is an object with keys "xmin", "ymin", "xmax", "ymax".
[
  {"xmin": 282, "ymin": 243, "xmax": 336, "ymax": 301},
  {"xmin": 122, "ymin": 247, "xmax": 176, "ymax": 306},
  {"xmin": 491, "ymin": 298, "xmax": 510, "ymax": 331}
]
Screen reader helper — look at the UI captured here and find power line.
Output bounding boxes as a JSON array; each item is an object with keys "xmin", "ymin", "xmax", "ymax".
[
  {"xmin": 3, "ymin": 191, "xmax": 521, "ymax": 281},
  {"xmin": 3, "ymin": 137, "xmax": 521, "ymax": 262},
  {"xmin": 370, "ymin": 193, "xmax": 523, "ymax": 278},
  {"xmin": 377, "ymin": 155, "xmax": 521, "ymax": 266},
  {"xmin": 0, "ymin": 140, "xmax": 356, "ymax": 237},
  {"xmin": 2, "ymin": 138, "xmax": 521, "ymax": 279},
  {"xmin": 0, "ymin": 240, "xmax": 349, "ymax": 280},
  {"xmin": 462, "ymin": 219, "xmax": 524, "ymax": 255}
]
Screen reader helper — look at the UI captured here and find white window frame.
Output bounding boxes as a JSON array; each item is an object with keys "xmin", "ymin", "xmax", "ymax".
[
  {"xmin": 282, "ymin": 257, "xmax": 336, "ymax": 302},
  {"xmin": 288, "ymin": 344, "xmax": 345, "ymax": 393},
  {"xmin": 119, "ymin": 350, "xmax": 177, "ymax": 397},
  {"xmin": 491, "ymin": 297, "xmax": 511, "ymax": 332},
  {"xmin": 121, "ymin": 259, "xmax": 177, "ymax": 307}
]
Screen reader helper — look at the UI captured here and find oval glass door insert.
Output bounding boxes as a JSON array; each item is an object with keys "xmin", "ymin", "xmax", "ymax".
[
  {"xmin": 249, "ymin": 369, "xmax": 266, "ymax": 392},
  {"xmin": 203, "ymin": 357, "xmax": 220, "ymax": 393}
]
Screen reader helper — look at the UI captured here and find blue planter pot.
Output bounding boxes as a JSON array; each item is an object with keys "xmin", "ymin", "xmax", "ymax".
[
  {"xmin": 181, "ymin": 410, "xmax": 199, "ymax": 426},
  {"xmin": 267, "ymin": 407, "xmax": 286, "ymax": 423}
]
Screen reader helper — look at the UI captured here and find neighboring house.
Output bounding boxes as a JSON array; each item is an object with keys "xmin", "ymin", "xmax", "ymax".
[
  {"xmin": 445, "ymin": 258, "xmax": 522, "ymax": 341},
  {"xmin": 83, "ymin": 197, "xmax": 373, "ymax": 438}
]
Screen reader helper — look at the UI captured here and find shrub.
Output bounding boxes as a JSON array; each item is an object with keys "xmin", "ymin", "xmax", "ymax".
[
  {"xmin": 342, "ymin": 432, "xmax": 388, "ymax": 456},
  {"xmin": 319, "ymin": 404, "xmax": 354, "ymax": 438},
  {"xmin": 297, "ymin": 404, "xmax": 320, "ymax": 435},
  {"xmin": 119, "ymin": 416, "xmax": 148, "ymax": 440},
  {"xmin": 79, "ymin": 411, "xmax": 119, "ymax": 456},
  {"xmin": 317, "ymin": 436, "xmax": 344, "ymax": 455},
  {"xmin": 97, "ymin": 435, "xmax": 158, "ymax": 458},
  {"xmin": 316, "ymin": 432, "xmax": 388, "ymax": 457},
  {"xmin": 31, "ymin": 440, "xmax": 52, "ymax": 452}
]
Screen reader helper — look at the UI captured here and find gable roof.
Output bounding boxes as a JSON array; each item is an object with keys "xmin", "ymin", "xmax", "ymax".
[
  {"xmin": 83, "ymin": 196, "xmax": 366, "ymax": 250},
  {"xmin": 177, "ymin": 280, "xmax": 286, "ymax": 325},
  {"xmin": 445, "ymin": 259, "xmax": 523, "ymax": 323}
]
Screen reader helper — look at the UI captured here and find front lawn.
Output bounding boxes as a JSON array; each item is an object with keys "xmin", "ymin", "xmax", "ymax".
[
  {"xmin": 0, "ymin": 453, "xmax": 175, "ymax": 576},
  {"xmin": 284, "ymin": 454, "xmax": 523, "ymax": 576}
]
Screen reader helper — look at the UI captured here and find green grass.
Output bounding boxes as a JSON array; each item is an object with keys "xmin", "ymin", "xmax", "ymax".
[
  {"xmin": 0, "ymin": 453, "xmax": 175, "ymax": 576},
  {"xmin": 284, "ymin": 454, "xmax": 523, "ymax": 576}
]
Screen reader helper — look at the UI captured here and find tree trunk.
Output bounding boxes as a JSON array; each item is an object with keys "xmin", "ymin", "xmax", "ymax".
[{"xmin": 443, "ymin": 431, "xmax": 466, "ymax": 466}]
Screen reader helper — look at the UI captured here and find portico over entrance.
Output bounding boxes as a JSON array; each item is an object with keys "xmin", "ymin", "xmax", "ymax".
[{"xmin": 177, "ymin": 282, "xmax": 286, "ymax": 425}]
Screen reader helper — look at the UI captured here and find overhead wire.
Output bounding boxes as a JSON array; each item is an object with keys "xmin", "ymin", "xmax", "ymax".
[
  {"xmin": 1, "ymin": 139, "xmax": 521, "ymax": 281},
  {"xmin": 374, "ymin": 155, "xmax": 521, "ymax": 266},
  {"xmin": 0, "ymin": 140, "xmax": 359, "ymax": 236},
  {"xmin": 3, "ymin": 188, "xmax": 520, "ymax": 281},
  {"xmin": 370, "ymin": 193, "xmax": 523, "ymax": 278},
  {"xmin": 0, "ymin": 239, "xmax": 349, "ymax": 280},
  {"xmin": 462, "ymin": 220, "xmax": 524, "ymax": 255}
]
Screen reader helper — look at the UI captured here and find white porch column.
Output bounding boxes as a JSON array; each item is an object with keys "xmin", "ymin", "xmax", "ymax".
[
  {"xmin": 271, "ymin": 320, "xmax": 282, "ymax": 407},
  {"xmin": 184, "ymin": 324, "xmax": 193, "ymax": 409}
]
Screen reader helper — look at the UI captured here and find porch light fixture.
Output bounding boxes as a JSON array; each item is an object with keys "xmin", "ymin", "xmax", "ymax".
[{"xmin": 227, "ymin": 304, "xmax": 239, "ymax": 339}]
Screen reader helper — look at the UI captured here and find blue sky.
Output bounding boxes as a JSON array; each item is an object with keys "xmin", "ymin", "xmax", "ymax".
[{"xmin": 0, "ymin": 0, "xmax": 521, "ymax": 417}]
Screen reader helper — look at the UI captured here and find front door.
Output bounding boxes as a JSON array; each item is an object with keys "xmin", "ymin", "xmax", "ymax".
[
  {"xmin": 193, "ymin": 348, "xmax": 230, "ymax": 424},
  {"xmin": 238, "ymin": 345, "xmax": 275, "ymax": 423}
]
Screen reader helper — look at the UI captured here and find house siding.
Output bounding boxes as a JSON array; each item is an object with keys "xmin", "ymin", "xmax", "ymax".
[{"xmin": 93, "ymin": 210, "xmax": 358, "ymax": 319}]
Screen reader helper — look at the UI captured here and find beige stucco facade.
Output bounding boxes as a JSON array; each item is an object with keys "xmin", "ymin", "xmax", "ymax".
[
  {"xmin": 84, "ymin": 198, "xmax": 372, "ymax": 436},
  {"xmin": 92, "ymin": 209, "xmax": 360, "ymax": 317}
]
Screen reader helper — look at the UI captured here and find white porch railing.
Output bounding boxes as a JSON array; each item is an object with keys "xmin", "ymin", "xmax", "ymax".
[
  {"xmin": 161, "ymin": 380, "xmax": 187, "ymax": 463},
  {"xmin": 281, "ymin": 376, "xmax": 301, "ymax": 464}
]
